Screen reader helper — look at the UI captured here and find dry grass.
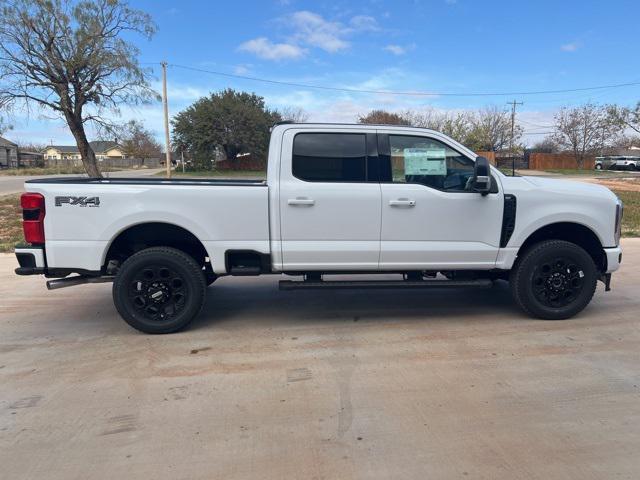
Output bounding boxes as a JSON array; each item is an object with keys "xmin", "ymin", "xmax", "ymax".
[
  {"xmin": 613, "ymin": 190, "xmax": 640, "ymax": 237},
  {"xmin": 0, "ymin": 194, "xmax": 23, "ymax": 252}
]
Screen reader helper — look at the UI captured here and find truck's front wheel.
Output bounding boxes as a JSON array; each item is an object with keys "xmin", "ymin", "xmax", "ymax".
[
  {"xmin": 113, "ymin": 247, "xmax": 206, "ymax": 333},
  {"xmin": 510, "ymin": 240, "xmax": 598, "ymax": 320}
]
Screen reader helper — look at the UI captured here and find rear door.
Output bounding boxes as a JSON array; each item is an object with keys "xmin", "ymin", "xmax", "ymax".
[
  {"xmin": 278, "ymin": 129, "xmax": 381, "ymax": 270},
  {"xmin": 378, "ymin": 131, "xmax": 504, "ymax": 269}
]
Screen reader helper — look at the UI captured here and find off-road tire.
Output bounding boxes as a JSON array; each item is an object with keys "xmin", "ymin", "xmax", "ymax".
[
  {"xmin": 113, "ymin": 247, "xmax": 206, "ymax": 333},
  {"xmin": 510, "ymin": 240, "xmax": 598, "ymax": 320}
]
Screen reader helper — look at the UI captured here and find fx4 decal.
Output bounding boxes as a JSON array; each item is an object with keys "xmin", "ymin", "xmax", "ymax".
[{"xmin": 55, "ymin": 196, "xmax": 101, "ymax": 207}]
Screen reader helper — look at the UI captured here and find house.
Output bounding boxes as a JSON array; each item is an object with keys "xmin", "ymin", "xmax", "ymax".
[
  {"xmin": 0, "ymin": 136, "xmax": 18, "ymax": 168},
  {"xmin": 43, "ymin": 141, "xmax": 125, "ymax": 162}
]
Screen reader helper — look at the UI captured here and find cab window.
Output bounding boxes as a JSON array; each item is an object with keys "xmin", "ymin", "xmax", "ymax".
[
  {"xmin": 388, "ymin": 135, "xmax": 475, "ymax": 192},
  {"xmin": 292, "ymin": 133, "xmax": 367, "ymax": 182}
]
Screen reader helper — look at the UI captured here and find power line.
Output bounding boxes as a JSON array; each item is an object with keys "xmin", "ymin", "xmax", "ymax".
[
  {"xmin": 166, "ymin": 63, "xmax": 640, "ymax": 98},
  {"xmin": 518, "ymin": 119, "xmax": 555, "ymax": 128}
]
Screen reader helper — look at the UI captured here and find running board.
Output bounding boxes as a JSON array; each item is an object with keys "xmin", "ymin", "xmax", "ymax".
[{"xmin": 279, "ymin": 279, "xmax": 493, "ymax": 291}]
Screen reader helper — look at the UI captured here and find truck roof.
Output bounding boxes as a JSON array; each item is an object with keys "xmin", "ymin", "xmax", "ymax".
[{"xmin": 271, "ymin": 122, "xmax": 442, "ymax": 135}]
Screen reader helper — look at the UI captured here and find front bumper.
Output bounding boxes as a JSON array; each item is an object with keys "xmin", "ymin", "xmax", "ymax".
[
  {"xmin": 604, "ymin": 246, "xmax": 622, "ymax": 273},
  {"xmin": 15, "ymin": 246, "xmax": 46, "ymax": 275}
]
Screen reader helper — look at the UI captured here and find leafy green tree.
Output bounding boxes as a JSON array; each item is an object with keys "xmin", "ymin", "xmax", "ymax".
[
  {"xmin": 0, "ymin": 0, "xmax": 157, "ymax": 177},
  {"xmin": 172, "ymin": 89, "xmax": 281, "ymax": 170}
]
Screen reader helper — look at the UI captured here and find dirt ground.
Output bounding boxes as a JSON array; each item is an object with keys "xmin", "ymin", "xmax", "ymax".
[
  {"xmin": 593, "ymin": 178, "xmax": 640, "ymax": 192},
  {"xmin": 1, "ymin": 241, "xmax": 640, "ymax": 480}
]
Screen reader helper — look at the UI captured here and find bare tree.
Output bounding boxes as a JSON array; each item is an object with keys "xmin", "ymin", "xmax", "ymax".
[
  {"xmin": 278, "ymin": 106, "xmax": 309, "ymax": 123},
  {"xmin": 357, "ymin": 109, "xmax": 410, "ymax": 125},
  {"xmin": 405, "ymin": 108, "xmax": 472, "ymax": 145},
  {"xmin": 0, "ymin": 0, "xmax": 157, "ymax": 177},
  {"xmin": 0, "ymin": 117, "xmax": 10, "ymax": 135},
  {"xmin": 530, "ymin": 135, "xmax": 559, "ymax": 153},
  {"xmin": 466, "ymin": 106, "xmax": 521, "ymax": 152},
  {"xmin": 552, "ymin": 104, "xmax": 618, "ymax": 168},
  {"xmin": 607, "ymin": 102, "xmax": 640, "ymax": 136},
  {"xmin": 0, "ymin": 98, "xmax": 11, "ymax": 134},
  {"xmin": 117, "ymin": 120, "xmax": 161, "ymax": 165},
  {"xmin": 17, "ymin": 140, "xmax": 46, "ymax": 151}
]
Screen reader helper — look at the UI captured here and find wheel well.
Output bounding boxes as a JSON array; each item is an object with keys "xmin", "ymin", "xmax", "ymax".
[
  {"xmin": 519, "ymin": 222, "xmax": 606, "ymax": 271},
  {"xmin": 104, "ymin": 223, "xmax": 209, "ymax": 271}
]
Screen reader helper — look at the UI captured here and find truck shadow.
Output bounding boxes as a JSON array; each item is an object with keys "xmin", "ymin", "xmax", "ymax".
[{"xmin": 191, "ymin": 276, "xmax": 523, "ymax": 331}]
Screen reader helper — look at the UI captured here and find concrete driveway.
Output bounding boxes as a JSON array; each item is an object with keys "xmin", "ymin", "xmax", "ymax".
[
  {"xmin": 1, "ymin": 240, "xmax": 639, "ymax": 479},
  {"xmin": 0, "ymin": 168, "xmax": 164, "ymax": 195}
]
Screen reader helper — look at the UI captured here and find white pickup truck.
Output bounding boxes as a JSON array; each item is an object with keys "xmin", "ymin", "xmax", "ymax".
[{"xmin": 15, "ymin": 123, "xmax": 623, "ymax": 333}]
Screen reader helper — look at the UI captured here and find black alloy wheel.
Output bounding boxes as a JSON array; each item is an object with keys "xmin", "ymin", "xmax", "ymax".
[
  {"xmin": 113, "ymin": 247, "xmax": 206, "ymax": 333},
  {"xmin": 531, "ymin": 256, "xmax": 585, "ymax": 308},
  {"xmin": 510, "ymin": 240, "xmax": 598, "ymax": 320}
]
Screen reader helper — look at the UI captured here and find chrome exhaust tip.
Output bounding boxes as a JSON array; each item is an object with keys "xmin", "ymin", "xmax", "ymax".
[{"xmin": 46, "ymin": 276, "xmax": 114, "ymax": 290}]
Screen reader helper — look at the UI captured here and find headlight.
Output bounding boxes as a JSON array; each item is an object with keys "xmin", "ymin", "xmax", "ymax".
[{"xmin": 615, "ymin": 200, "xmax": 623, "ymax": 245}]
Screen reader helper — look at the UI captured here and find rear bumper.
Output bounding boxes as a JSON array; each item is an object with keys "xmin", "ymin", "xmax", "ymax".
[
  {"xmin": 604, "ymin": 246, "xmax": 622, "ymax": 273},
  {"xmin": 15, "ymin": 246, "xmax": 46, "ymax": 275}
]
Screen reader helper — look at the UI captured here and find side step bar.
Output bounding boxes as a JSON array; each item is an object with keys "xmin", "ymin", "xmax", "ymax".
[
  {"xmin": 46, "ymin": 275, "xmax": 114, "ymax": 290},
  {"xmin": 279, "ymin": 278, "xmax": 494, "ymax": 291}
]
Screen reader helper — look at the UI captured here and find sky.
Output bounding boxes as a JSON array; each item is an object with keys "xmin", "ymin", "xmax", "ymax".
[{"xmin": 6, "ymin": 0, "xmax": 640, "ymax": 146}]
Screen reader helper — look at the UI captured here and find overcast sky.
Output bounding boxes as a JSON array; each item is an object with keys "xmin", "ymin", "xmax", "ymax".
[{"xmin": 6, "ymin": 0, "xmax": 640, "ymax": 146}]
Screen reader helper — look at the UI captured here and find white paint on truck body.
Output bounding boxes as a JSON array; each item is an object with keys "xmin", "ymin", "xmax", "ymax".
[{"xmin": 24, "ymin": 123, "xmax": 622, "ymax": 275}]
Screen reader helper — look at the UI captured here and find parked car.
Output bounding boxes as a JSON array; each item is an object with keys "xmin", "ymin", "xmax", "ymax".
[
  {"xmin": 15, "ymin": 123, "xmax": 623, "ymax": 333},
  {"xmin": 595, "ymin": 156, "xmax": 640, "ymax": 170}
]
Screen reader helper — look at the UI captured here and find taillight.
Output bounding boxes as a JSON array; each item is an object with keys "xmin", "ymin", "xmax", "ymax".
[{"xmin": 21, "ymin": 192, "xmax": 45, "ymax": 244}]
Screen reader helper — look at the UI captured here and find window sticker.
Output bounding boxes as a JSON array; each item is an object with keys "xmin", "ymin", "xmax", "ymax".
[{"xmin": 404, "ymin": 148, "xmax": 447, "ymax": 176}]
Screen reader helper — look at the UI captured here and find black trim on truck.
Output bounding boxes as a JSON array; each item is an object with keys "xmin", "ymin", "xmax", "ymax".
[
  {"xmin": 15, "ymin": 251, "xmax": 44, "ymax": 275},
  {"xmin": 225, "ymin": 250, "xmax": 272, "ymax": 275},
  {"xmin": 500, "ymin": 194, "xmax": 517, "ymax": 247},
  {"xmin": 25, "ymin": 177, "xmax": 267, "ymax": 187}
]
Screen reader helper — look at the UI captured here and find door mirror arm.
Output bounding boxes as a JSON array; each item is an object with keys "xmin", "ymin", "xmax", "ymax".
[{"xmin": 473, "ymin": 156, "xmax": 492, "ymax": 195}]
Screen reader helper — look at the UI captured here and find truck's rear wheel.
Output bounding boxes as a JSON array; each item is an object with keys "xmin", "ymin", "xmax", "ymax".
[
  {"xmin": 113, "ymin": 247, "xmax": 206, "ymax": 333},
  {"xmin": 510, "ymin": 240, "xmax": 597, "ymax": 320}
]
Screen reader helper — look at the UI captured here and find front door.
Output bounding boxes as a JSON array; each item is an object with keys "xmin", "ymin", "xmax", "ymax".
[
  {"xmin": 279, "ymin": 129, "xmax": 382, "ymax": 270},
  {"xmin": 378, "ymin": 132, "xmax": 504, "ymax": 270}
]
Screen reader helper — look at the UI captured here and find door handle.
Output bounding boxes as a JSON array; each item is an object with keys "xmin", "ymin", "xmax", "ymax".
[
  {"xmin": 288, "ymin": 197, "xmax": 315, "ymax": 206},
  {"xmin": 389, "ymin": 199, "xmax": 416, "ymax": 207}
]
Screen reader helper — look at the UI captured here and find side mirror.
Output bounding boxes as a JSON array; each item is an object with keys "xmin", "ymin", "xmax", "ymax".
[{"xmin": 473, "ymin": 156, "xmax": 492, "ymax": 195}]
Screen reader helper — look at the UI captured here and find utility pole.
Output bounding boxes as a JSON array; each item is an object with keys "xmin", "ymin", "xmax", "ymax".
[
  {"xmin": 161, "ymin": 61, "xmax": 171, "ymax": 179},
  {"xmin": 507, "ymin": 100, "xmax": 523, "ymax": 176}
]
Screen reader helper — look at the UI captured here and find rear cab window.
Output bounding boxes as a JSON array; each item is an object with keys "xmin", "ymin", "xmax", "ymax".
[{"xmin": 292, "ymin": 133, "xmax": 367, "ymax": 182}]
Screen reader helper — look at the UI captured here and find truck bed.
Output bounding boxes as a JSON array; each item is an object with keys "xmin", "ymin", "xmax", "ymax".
[{"xmin": 24, "ymin": 177, "xmax": 270, "ymax": 273}]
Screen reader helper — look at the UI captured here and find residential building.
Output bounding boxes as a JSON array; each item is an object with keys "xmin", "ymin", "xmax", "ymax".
[
  {"xmin": 43, "ymin": 141, "xmax": 125, "ymax": 162},
  {"xmin": 0, "ymin": 136, "xmax": 18, "ymax": 168}
]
